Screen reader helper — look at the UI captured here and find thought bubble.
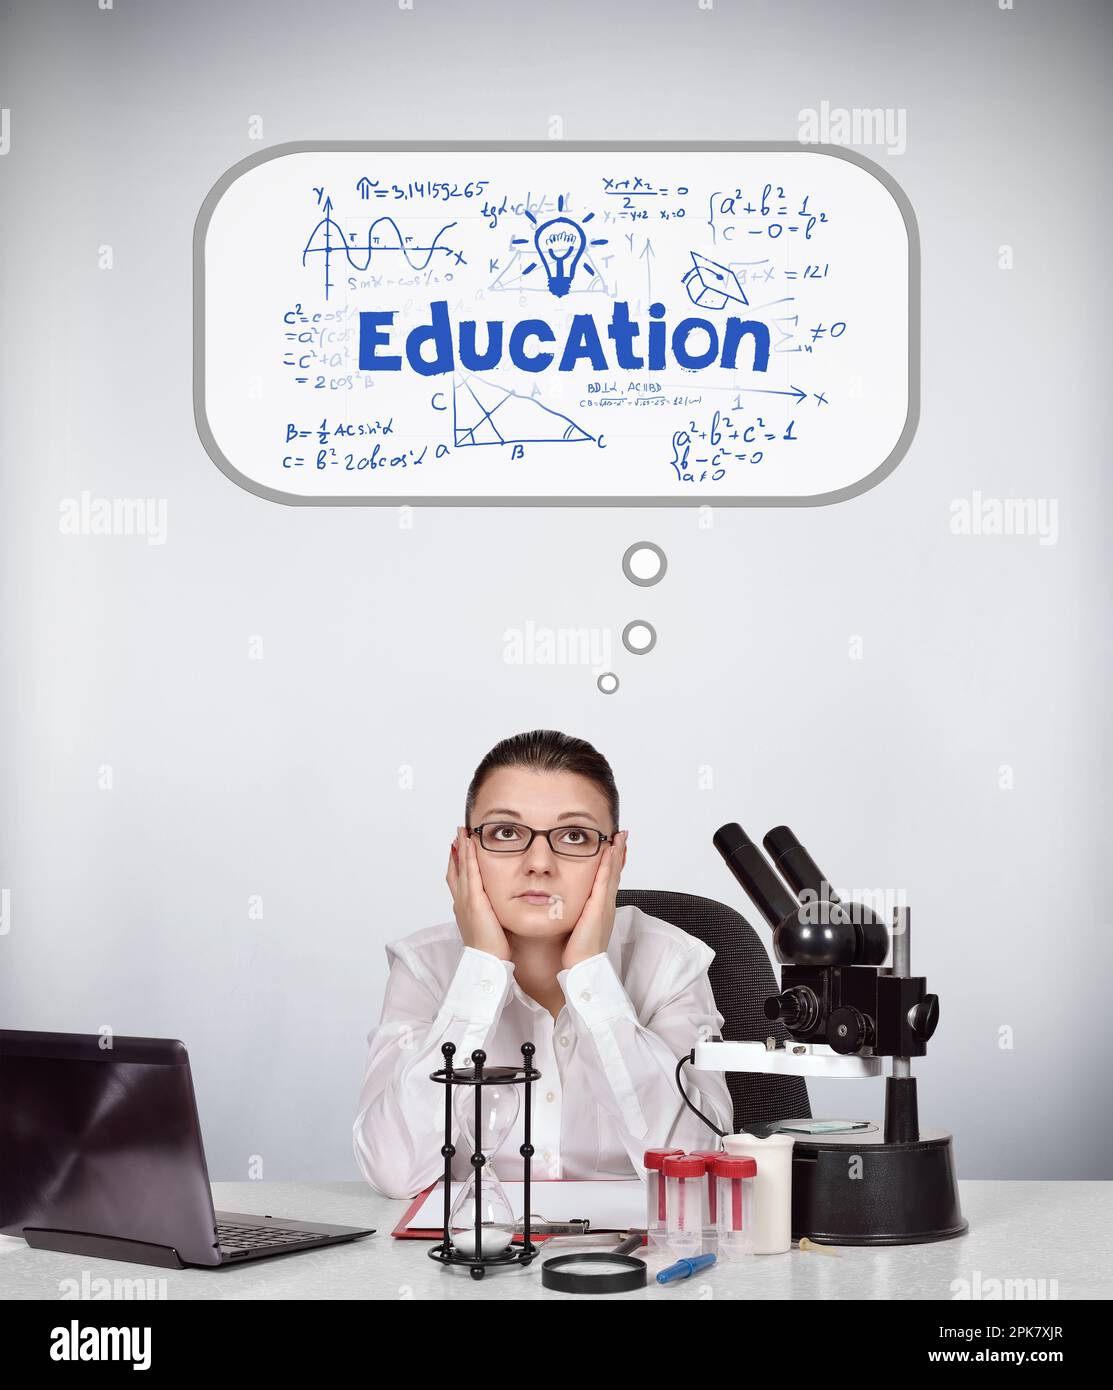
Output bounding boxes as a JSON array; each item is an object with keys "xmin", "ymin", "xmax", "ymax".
[{"xmin": 194, "ymin": 142, "xmax": 918, "ymax": 506}]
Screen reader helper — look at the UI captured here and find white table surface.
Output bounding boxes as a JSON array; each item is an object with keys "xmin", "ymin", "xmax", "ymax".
[{"xmin": 1, "ymin": 1180, "xmax": 1108, "ymax": 1301}]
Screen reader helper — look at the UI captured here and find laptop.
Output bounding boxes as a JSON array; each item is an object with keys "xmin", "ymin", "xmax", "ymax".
[{"xmin": 0, "ymin": 1030, "xmax": 374, "ymax": 1268}]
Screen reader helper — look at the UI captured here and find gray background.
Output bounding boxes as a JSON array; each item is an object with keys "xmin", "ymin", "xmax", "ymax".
[{"xmin": 1, "ymin": 0, "xmax": 1109, "ymax": 1180}]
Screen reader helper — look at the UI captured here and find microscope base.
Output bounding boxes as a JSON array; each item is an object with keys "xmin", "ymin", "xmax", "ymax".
[{"xmin": 790, "ymin": 1127, "xmax": 968, "ymax": 1246}]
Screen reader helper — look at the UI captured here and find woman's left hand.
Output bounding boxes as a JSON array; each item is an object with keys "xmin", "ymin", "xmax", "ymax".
[{"xmin": 561, "ymin": 831, "xmax": 629, "ymax": 971}]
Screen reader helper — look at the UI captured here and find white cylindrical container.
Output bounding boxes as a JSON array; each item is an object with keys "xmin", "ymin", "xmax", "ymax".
[
  {"xmin": 721, "ymin": 1132, "xmax": 796, "ymax": 1253},
  {"xmin": 661, "ymin": 1154, "xmax": 706, "ymax": 1258}
]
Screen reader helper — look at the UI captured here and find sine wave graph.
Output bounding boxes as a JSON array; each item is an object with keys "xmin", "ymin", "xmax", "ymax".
[{"xmin": 302, "ymin": 197, "xmax": 460, "ymax": 299}]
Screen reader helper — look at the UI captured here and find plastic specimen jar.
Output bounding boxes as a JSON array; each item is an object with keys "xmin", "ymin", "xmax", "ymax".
[
  {"xmin": 688, "ymin": 1149, "xmax": 725, "ymax": 1252},
  {"xmin": 713, "ymin": 1154, "xmax": 756, "ymax": 1259},
  {"xmin": 643, "ymin": 1148, "xmax": 684, "ymax": 1248},
  {"xmin": 661, "ymin": 1154, "xmax": 707, "ymax": 1258}
]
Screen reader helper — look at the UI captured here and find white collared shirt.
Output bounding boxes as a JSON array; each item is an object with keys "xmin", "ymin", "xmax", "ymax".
[{"xmin": 352, "ymin": 903, "xmax": 735, "ymax": 1199}]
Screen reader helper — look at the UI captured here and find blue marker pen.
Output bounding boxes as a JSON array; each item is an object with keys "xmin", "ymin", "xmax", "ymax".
[{"xmin": 657, "ymin": 1252, "xmax": 717, "ymax": 1284}]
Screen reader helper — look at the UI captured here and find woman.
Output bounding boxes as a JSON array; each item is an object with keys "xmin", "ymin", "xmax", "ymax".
[{"xmin": 352, "ymin": 729, "xmax": 734, "ymax": 1199}]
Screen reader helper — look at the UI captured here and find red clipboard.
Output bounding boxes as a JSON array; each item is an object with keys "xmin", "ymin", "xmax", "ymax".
[{"xmin": 391, "ymin": 1178, "xmax": 632, "ymax": 1240}]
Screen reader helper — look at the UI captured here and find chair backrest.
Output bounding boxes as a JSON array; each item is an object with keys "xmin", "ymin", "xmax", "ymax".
[{"xmin": 616, "ymin": 888, "xmax": 810, "ymax": 1132}]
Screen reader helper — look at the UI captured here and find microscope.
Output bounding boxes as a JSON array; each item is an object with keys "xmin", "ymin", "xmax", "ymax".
[{"xmin": 693, "ymin": 822, "xmax": 967, "ymax": 1246}]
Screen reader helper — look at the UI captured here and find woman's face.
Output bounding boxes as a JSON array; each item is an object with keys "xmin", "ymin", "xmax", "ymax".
[{"xmin": 468, "ymin": 766, "xmax": 619, "ymax": 938}]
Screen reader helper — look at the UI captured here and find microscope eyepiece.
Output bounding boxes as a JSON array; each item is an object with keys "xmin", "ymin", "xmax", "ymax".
[
  {"xmin": 713, "ymin": 822, "xmax": 797, "ymax": 929},
  {"xmin": 763, "ymin": 825, "xmax": 839, "ymax": 903},
  {"xmin": 762, "ymin": 824, "xmax": 889, "ymax": 967}
]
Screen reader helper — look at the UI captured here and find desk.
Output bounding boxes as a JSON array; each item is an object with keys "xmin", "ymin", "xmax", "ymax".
[{"xmin": 1, "ymin": 1181, "xmax": 1108, "ymax": 1300}]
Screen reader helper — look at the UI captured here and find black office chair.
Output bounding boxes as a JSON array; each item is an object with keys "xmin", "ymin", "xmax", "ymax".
[{"xmin": 616, "ymin": 888, "xmax": 811, "ymax": 1133}]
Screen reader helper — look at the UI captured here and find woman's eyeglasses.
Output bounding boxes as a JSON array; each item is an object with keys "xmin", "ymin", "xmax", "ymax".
[{"xmin": 469, "ymin": 822, "xmax": 612, "ymax": 858}]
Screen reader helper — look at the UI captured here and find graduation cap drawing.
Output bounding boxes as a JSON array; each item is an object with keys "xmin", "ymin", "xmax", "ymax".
[{"xmin": 681, "ymin": 252, "xmax": 749, "ymax": 311}]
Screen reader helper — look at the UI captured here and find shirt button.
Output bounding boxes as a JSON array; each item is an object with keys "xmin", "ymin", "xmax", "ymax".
[
  {"xmin": 545, "ymin": 1091, "xmax": 555, "ymax": 1103},
  {"xmin": 480, "ymin": 979, "xmax": 493, "ymax": 993},
  {"xmin": 580, "ymin": 990, "xmax": 592, "ymax": 1002},
  {"xmin": 559, "ymin": 1036, "xmax": 569, "ymax": 1046}
]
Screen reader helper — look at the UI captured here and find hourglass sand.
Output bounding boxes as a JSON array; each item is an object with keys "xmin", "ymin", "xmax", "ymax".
[{"xmin": 428, "ymin": 1042, "xmax": 541, "ymax": 1279}]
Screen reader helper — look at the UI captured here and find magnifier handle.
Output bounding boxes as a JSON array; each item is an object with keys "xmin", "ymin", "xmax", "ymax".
[{"xmin": 614, "ymin": 1230, "xmax": 647, "ymax": 1255}]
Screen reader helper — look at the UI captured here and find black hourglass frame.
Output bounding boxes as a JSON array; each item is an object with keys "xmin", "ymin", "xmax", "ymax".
[{"xmin": 427, "ymin": 1041, "xmax": 540, "ymax": 1280}]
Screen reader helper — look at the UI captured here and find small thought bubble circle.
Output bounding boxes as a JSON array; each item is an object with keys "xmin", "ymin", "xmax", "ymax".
[
  {"xmin": 597, "ymin": 672, "xmax": 620, "ymax": 695},
  {"xmin": 622, "ymin": 621, "xmax": 657, "ymax": 656},
  {"xmin": 622, "ymin": 542, "xmax": 668, "ymax": 587}
]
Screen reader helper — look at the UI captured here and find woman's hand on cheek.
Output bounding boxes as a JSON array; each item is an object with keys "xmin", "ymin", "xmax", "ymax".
[
  {"xmin": 560, "ymin": 831, "xmax": 628, "ymax": 971},
  {"xmin": 446, "ymin": 827, "xmax": 512, "ymax": 961}
]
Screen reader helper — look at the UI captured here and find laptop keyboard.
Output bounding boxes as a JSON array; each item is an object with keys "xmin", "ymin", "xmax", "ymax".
[{"xmin": 216, "ymin": 1221, "xmax": 323, "ymax": 1258}]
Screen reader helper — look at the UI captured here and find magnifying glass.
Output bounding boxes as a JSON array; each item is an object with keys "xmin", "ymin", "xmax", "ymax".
[{"xmin": 540, "ymin": 1229, "xmax": 647, "ymax": 1294}]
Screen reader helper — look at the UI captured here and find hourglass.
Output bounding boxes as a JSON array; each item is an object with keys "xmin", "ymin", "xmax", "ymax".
[{"xmin": 428, "ymin": 1042, "xmax": 540, "ymax": 1279}]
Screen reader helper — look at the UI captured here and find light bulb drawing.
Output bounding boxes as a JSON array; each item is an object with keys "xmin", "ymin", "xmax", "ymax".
[
  {"xmin": 512, "ymin": 195, "xmax": 607, "ymax": 298},
  {"xmin": 533, "ymin": 216, "xmax": 585, "ymax": 297}
]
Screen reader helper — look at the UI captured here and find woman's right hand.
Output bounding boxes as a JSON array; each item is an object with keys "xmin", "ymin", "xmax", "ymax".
[{"xmin": 446, "ymin": 827, "xmax": 512, "ymax": 961}]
